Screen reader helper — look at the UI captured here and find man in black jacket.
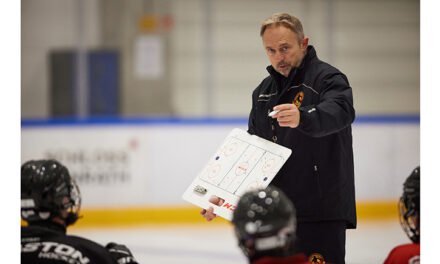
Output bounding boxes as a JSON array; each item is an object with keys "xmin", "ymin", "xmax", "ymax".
[
  {"xmin": 21, "ymin": 159, "xmax": 139, "ymax": 264},
  {"xmin": 203, "ymin": 13, "xmax": 356, "ymax": 264}
]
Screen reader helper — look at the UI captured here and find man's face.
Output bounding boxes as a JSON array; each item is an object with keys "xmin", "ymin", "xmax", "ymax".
[{"xmin": 262, "ymin": 25, "xmax": 308, "ymax": 77}]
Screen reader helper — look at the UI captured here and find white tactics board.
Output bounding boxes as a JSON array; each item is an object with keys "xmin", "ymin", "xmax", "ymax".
[{"xmin": 182, "ymin": 128, "xmax": 292, "ymax": 221}]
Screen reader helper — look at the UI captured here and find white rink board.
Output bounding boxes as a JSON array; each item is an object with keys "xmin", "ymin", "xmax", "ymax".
[
  {"xmin": 21, "ymin": 121, "xmax": 419, "ymax": 207},
  {"xmin": 182, "ymin": 128, "xmax": 291, "ymax": 220}
]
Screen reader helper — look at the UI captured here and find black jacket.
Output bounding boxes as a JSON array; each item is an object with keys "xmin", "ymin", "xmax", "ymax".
[
  {"xmin": 248, "ymin": 46, "xmax": 356, "ymax": 228},
  {"xmin": 21, "ymin": 222, "xmax": 117, "ymax": 264}
]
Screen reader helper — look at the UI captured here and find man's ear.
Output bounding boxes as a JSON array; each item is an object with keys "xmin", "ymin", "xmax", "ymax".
[{"xmin": 300, "ymin": 37, "xmax": 309, "ymax": 51}]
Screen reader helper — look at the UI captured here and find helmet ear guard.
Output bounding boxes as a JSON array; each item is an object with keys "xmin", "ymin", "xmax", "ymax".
[
  {"xmin": 64, "ymin": 212, "xmax": 80, "ymax": 226},
  {"xmin": 62, "ymin": 177, "xmax": 81, "ymax": 226},
  {"xmin": 398, "ymin": 197, "xmax": 419, "ymax": 243},
  {"xmin": 21, "ymin": 160, "xmax": 81, "ymax": 227},
  {"xmin": 398, "ymin": 166, "xmax": 420, "ymax": 243}
]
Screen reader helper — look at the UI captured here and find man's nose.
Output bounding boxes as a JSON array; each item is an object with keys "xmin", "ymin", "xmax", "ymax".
[{"xmin": 275, "ymin": 52, "xmax": 284, "ymax": 62}]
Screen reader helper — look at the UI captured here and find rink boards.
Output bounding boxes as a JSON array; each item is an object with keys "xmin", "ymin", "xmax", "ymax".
[{"xmin": 21, "ymin": 117, "xmax": 419, "ymax": 226}]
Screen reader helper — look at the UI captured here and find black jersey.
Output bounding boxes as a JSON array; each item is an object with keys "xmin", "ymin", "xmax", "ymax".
[{"xmin": 21, "ymin": 222, "xmax": 116, "ymax": 264}]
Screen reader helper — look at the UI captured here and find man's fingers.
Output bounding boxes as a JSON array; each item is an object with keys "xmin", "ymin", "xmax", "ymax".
[
  {"xmin": 271, "ymin": 105, "xmax": 298, "ymax": 119},
  {"xmin": 273, "ymin": 103, "xmax": 297, "ymax": 111},
  {"xmin": 208, "ymin": 196, "xmax": 225, "ymax": 206},
  {"xmin": 274, "ymin": 110, "xmax": 295, "ymax": 122},
  {"xmin": 205, "ymin": 207, "xmax": 218, "ymax": 221},
  {"xmin": 278, "ymin": 118, "xmax": 299, "ymax": 128},
  {"xmin": 201, "ymin": 204, "xmax": 221, "ymax": 221},
  {"xmin": 270, "ymin": 104, "xmax": 300, "ymax": 128},
  {"xmin": 276, "ymin": 110, "xmax": 295, "ymax": 118},
  {"xmin": 274, "ymin": 110, "xmax": 300, "ymax": 128},
  {"xmin": 209, "ymin": 196, "xmax": 220, "ymax": 203},
  {"xmin": 201, "ymin": 196, "xmax": 224, "ymax": 221}
]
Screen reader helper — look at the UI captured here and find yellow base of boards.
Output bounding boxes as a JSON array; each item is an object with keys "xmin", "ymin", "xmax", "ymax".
[{"xmin": 21, "ymin": 201, "xmax": 399, "ymax": 229}]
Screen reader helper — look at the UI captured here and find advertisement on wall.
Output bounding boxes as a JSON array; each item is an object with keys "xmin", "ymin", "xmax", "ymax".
[{"xmin": 22, "ymin": 127, "xmax": 150, "ymax": 207}]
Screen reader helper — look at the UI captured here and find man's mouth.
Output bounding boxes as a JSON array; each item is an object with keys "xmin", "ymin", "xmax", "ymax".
[{"xmin": 278, "ymin": 64, "xmax": 288, "ymax": 70}]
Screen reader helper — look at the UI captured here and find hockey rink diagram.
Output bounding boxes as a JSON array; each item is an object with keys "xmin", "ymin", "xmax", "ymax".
[
  {"xmin": 183, "ymin": 128, "xmax": 291, "ymax": 220},
  {"xmin": 200, "ymin": 137, "xmax": 284, "ymax": 195}
]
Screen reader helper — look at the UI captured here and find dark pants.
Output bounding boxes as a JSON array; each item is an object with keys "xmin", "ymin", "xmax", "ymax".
[{"xmin": 295, "ymin": 220, "xmax": 347, "ymax": 264}]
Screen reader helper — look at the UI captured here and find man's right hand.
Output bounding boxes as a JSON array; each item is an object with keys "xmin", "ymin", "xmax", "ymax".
[{"xmin": 200, "ymin": 196, "xmax": 225, "ymax": 221}]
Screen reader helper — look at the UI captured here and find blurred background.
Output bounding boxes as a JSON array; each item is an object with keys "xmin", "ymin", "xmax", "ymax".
[
  {"xmin": 22, "ymin": 0, "xmax": 419, "ymax": 118},
  {"xmin": 21, "ymin": 0, "xmax": 420, "ymax": 263}
]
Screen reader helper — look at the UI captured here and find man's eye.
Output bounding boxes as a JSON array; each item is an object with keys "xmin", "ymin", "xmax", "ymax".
[{"xmin": 281, "ymin": 47, "xmax": 289, "ymax": 51}]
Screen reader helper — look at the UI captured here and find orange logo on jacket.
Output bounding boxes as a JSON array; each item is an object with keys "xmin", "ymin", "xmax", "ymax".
[
  {"xmin": 293, "ymin": 91, "xmax": 304, "ymax": 107},
  {"xmin": 309, "ymin": 253, "xmax": 325, "ymax": 263}
]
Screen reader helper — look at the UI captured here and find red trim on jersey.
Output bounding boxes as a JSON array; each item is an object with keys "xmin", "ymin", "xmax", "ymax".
[
  {"xmin": 252, "ymin": 253, "xmax": 312, "ymax": 264},
  {"xmin": 384, "ymin": 243, "xmax": 420, "ymax": 264}
]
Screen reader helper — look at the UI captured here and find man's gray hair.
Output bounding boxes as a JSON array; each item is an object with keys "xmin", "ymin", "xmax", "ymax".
[{"xmin": 260, "ymin": 13, "xmax": 304, "ymax": 42}]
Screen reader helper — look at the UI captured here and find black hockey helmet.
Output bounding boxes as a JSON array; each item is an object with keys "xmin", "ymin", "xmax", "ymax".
[
  {"xmin": 232, "ymin": 186, "xmax": 296, "ymax": 259},
  {"xmin": 398, "ymin": 166, "xmax": 420, "ymax": 243},
  {"xmin": 21, "ymin": 159, "xmax": 81, "ymax": 226}
]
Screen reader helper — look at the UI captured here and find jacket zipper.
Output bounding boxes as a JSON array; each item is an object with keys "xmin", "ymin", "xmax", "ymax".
[{"xmin": 314, "ymin": 164, "xmax": 322, "ymax": 198}]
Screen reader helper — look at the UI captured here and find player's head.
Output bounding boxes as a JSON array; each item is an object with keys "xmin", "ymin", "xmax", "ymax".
[
  {"xmin": 21, "ymin": 159, "xmax": 81, "ymax": 227},
  {"xmin": 232, "ymin": 186, "xmax": 296, "ymax": 261},
  {"xmin": 399, "ymin": 166, "xmax": 420, "ymax": 243}
]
